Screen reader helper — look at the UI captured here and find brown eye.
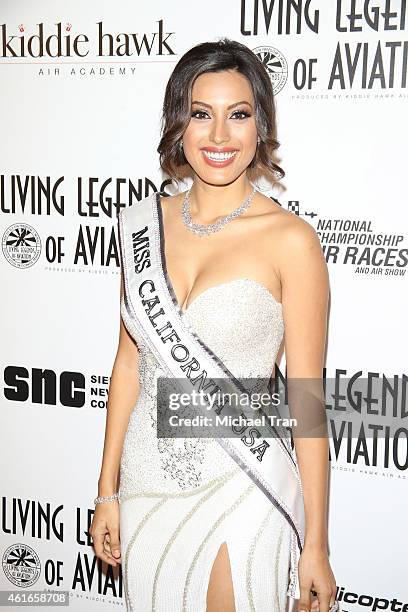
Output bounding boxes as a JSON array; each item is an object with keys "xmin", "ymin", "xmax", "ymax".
[
  {"xmin": 231, "ymin": 110, "xmax": 251, "ymax": 120},
  {"xmin": 191, "ymin": 110, "xmax": 209, "ymax": 119}
]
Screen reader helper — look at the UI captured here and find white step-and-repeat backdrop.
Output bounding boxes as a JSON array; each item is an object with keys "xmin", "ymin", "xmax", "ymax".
[{"xmin": 1, "ymin": 1, "xmax": 407, "ymax": 610}]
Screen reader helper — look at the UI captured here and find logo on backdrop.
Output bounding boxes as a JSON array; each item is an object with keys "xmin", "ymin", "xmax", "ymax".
[
  {"xmin": 242, "ymin": 1, "xmax": 407, "ymax": 93},
  {"xmin": 3, "ymin": 365, "xmax": 109, "ymax": 410},
  {"xmin": 1, "ymin": 499, "xmax": 123, "ymax": 601},
  {"xmin": 335, "ymin": 585, "xmax": 408, "ymax": 611},
  {"xmin": 252, "ymin": 46, "xmax": 288, "ymax": 94},
  {"xmin": 241, "ymin": 0, "xmax": 320, "ymax": 35},
  {"xmin": 2, "ymin": 543, "xmax": 41, "ymax": 587},
  {"xmin": 0, "ymin": 176, "xmax": 174, "ymax": 268},
  {"xmin": 283, "ymin": 202, "xmax": 407, "ymax": 277},
  {"xmin": 0, "ymin": 21, "xmax": 176, "ymax": 60},
  {"xmin": 2, "ymin": 223, "xmax": 41, "ymax": 268}
]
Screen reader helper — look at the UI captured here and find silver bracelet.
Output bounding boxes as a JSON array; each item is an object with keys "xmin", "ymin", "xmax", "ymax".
[{"xmin": 94, "ymin": 493, "xmax": 119, "ymax": 505}]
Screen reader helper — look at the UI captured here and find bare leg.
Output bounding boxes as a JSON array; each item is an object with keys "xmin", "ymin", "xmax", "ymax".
[{"xmin": 206, "ymin": 541, "xmax": 236, "ymax": 612}]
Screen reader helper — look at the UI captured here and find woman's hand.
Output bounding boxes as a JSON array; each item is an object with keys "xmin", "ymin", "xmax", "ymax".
[
  {"xmin": 89, "ymin": 501, "xmax": 121, "ymax": 567},
  {"xmin": 297, "ymin": 545, "xmax": 337, "ymax": 612}
]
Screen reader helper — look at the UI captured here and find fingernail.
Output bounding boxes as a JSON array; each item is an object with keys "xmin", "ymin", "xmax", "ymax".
[{"xmin": 113, "ymin": 550, "xmax": 120, "ymax": 557}]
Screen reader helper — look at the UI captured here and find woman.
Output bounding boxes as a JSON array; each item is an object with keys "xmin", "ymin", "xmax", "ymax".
[{"xmin": 90, "ymin": 38, "xmax": 337, "ymax": 612}]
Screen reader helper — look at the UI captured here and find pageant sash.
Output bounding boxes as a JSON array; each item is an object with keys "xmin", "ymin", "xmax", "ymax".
[{"xmin": 117, "ymin": 192, "xmax": 305, "ymax": 598}]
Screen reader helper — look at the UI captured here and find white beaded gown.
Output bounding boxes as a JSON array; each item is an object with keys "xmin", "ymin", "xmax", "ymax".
[{"xmin": 118, "ymin": 270, "xmax": 294, "ymax": 611}]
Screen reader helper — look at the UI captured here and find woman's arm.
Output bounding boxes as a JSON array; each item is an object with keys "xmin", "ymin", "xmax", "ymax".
[
  {"xmin": 278, "ymin": 217, "xmax": 336, "ymax": 611},
  {"xmin": 97, "ymin": 272, "xmax": 141, "ymax": 497},
  {"xmin": 280, "ymin": 218, "xmax": 330, "ymax": 548}
]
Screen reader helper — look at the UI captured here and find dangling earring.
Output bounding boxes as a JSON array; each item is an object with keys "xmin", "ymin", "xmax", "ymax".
[
  {"xmin": 256, "ymin": 136, "xmax": 261, "ymax": 146},
  {"xmin": 179, "ymin": 140, "xmax": 184, "ymax": 150}
]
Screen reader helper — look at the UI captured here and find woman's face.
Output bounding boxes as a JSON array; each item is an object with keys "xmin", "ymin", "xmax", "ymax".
[{"xmin": 182, "ymin": 69, "xmax": 258, "ymax": 186}]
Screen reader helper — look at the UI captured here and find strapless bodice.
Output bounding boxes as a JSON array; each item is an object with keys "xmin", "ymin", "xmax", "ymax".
[
  {"xmin": 119, "ymin": 277, "xmax": 285, "ymax": 495},
  {"xmin": 179, "ymin": 277, "xmax": 284, "ymax": 379},
  {"xmin": 121, "ymin": 277, "xmax": 284, "ymax": 380}
]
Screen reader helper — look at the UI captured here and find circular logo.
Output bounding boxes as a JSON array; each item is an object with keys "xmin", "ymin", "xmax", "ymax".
[
  {"xmin": 2, "ymin": 543, "xmax": 41, "ymax": 587},
  {"xmin": 252, "ymin": 46, "xmax": 288, "ymax": 95},
  {"xmin": 2, "ymin": 223, "xmax": 41, "ymax": 268}
]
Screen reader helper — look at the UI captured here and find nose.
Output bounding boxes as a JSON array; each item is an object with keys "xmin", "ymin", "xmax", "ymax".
[{"xmin": 209, "ymin": 116, "xmax": 230, "ymax": 145}]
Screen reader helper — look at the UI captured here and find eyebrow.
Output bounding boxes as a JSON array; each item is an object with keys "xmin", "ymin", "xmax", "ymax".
[{"xmin": 191, "ymin": 100, "xmax": 253, "ymax": 110}]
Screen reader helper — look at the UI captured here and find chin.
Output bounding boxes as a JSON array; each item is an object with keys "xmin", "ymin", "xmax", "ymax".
[
  {"xmin": 196, "ymin": 172, "xmax": 242, "ymax": 187},
  {"xmin": 193, "ymin": 163, "xmax": 248, "ymax": 186}
]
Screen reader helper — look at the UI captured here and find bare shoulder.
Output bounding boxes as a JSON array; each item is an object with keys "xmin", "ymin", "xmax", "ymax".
[
  {"xmin": 257, "ymin": 193, "xmax": 324, "ymax": 266},
  {"xmin": 253, "ymin": 192, "xmax": 329, "ymax": 304},
  {"xmin": 257, "ymin": 191, "xmax": 313, "ymax": 232},
  {"xmin": 279, "ymin": 211, "xmax": 323, "ymax": 258}
]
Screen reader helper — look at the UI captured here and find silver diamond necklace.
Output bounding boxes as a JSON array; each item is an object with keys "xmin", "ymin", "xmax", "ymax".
[{"xmin": 182, "ymin": 185, "xmax": 257, "ymax": 237}]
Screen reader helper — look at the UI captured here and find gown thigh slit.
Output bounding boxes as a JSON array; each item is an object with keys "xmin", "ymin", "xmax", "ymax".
[{"xmin": 205, "ymin": 541, "xmax": 236, "ymax": 612}]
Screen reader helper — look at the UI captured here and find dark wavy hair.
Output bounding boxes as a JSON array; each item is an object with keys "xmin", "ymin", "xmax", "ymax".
[{"xmin": 157, "ymin": 38, "xmax": 285, "ymax": 185}]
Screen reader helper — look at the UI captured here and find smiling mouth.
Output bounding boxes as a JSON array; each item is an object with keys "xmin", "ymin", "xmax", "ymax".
[{"xmin": 201, "ymin": 150, "xmax": 238, "ymax": 162}]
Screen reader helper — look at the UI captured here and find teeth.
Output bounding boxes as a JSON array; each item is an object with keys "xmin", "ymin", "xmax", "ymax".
[{"xmin": 202, "ymin": 150, "xmax": 237, "ymax": 161}]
